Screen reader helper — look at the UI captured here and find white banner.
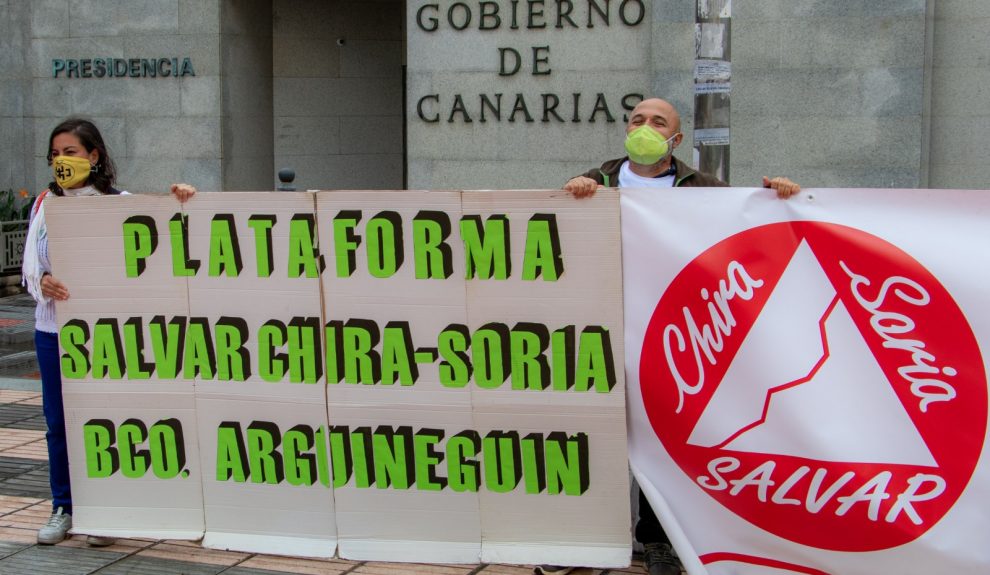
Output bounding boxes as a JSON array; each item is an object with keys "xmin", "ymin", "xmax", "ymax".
[{"xmin": 622, "ymin": 187, "xmax": 990, "ymax": 575}]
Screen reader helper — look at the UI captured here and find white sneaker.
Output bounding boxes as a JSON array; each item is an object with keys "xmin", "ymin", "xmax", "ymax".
[
  {"xmin": 534, "ymin": 567, "xmax": 576, "ymax": 575},
  {"xmin": 37, "ymin": 507, "xmax": 72, "ymax": 545}
]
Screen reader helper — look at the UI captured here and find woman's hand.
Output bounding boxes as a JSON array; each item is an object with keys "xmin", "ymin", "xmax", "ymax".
[
  {"xmin": 170, "ymin": 183, "xmax": 197, "ymax": 203},
  {"xmin": 41, "ymin": 274, "xmax": 69, "ymax": 301}
]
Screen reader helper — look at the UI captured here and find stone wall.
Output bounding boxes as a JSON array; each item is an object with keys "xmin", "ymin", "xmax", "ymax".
[
  {"xmin": 732, "ymin": 1, "xmax": 928, "ymax": 188},
  {"xmin": 0, "ymin": 0, "xmax": 33, "ymax": 196},
  {"xmin": 15, "ymin": 0, "xmax": 225, "ymax": 194},
  {"xmin": 221, "ymin": 0, "xmax": 274, "ymax": 191},
  {"xmin": 929, "ymin": 0, "xmax": 990, "ymax": 189},
  {"xmin": 406, "ymin": 0, "xmax": 654, "ymax": 190},
  {"xmin": 272, "ymin": 0, "xmax": 404, "ymax": 191},
  {"xmin": 5, "ymin": 1, "xmax": 990, "ymax": 194}
]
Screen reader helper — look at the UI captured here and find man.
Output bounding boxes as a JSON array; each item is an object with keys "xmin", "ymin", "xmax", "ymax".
[
  {"xmin": 565, "ymin": 97, "xmax": 798, "ymax": 199},
  {"xmin": 550, "ymin": 98, "xmax": 799, "ymax": 575}
]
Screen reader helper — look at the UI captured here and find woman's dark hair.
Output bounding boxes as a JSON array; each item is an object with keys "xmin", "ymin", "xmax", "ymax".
[{"xmin": 46, "ymin": 118, "xmax": 118, "ymax": 195}]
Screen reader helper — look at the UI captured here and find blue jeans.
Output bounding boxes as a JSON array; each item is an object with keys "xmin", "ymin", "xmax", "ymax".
[{"xmin": 36, "ymin": 330, "xmax": 71, "ymax": 514}]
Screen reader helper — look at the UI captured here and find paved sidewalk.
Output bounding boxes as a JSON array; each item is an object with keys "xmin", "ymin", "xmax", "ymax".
[{"xmin": 0, "ymin": 293, "xmax": 648, "ymax": 575}]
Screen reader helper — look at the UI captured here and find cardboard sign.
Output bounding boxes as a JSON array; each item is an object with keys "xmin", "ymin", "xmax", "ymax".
[{"xmin": 46, "ymin": 190, "xmax": 630, "ymax": 567}]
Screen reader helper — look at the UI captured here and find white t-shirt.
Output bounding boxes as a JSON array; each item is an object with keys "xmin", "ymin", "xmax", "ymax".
[{"xmin": 618, "ymin": 160, "xmax": 675, "ymax": 188}]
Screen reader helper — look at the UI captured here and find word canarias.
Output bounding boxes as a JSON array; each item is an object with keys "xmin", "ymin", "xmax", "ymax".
[
  {"xmin": 60, "ymin": 316, "xmax": 616, "ymax": 392},
  {"xmin": 122, "ymin": 210, "xmax": 564, "ymax": 281}
]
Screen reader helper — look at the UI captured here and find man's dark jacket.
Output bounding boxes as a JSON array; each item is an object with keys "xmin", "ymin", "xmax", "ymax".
[{"xmin": 577, "ymin": 156, "xmax": 727, "ymax": 188}]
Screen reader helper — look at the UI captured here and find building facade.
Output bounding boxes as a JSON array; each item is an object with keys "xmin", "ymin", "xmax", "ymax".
[{"xmin": 1, "ymin": 0, "xmax": 988, "ymax": 194}]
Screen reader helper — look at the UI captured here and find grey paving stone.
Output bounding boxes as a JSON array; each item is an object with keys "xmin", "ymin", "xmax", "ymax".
[
  {"xmin": 92, "ymin": 555, "xmax": 226, "ymax": 574},
  {"xmin": 0, "ymin": 402, "xmax": 44, "ymax": 428},
  {"xmin": 0, "ymin": 350, "xmax": 39, "ymax": 378},
  {"xmin": 224, "ymin": 568, "xmax": 304, "ymax": 575},
  {"xmin": 0, "ymin": 545, "xmax": 124, "ymax": 575},
  {"xmin": 0, "ymin": 456, "xmax": 45, "ymax": 481},
  {"xmin": 0, "ymin": 463, "xmax": 51, "ymax": 498},
  {"xmin": 0, "ymin": 540, "xmax": 30, "ymax": 560}
]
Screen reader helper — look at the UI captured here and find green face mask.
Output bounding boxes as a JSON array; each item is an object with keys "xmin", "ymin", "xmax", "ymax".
[{"xmin": 624, "ymin": 125, "xmax": 675, "ymax": 165}]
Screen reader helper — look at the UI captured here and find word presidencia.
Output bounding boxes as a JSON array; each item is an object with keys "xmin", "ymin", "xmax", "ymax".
[{"xmin": 52, "ymin": 57, "xmax": 195, "ymax": 78}]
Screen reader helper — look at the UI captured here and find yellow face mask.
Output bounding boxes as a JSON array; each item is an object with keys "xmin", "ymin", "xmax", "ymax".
[
  {"xmin": 624, "ymin": 125, "xmax": 676, "ymax": 166},
  {"xmin": 52, "ymin": 155, "xmax": 93, "ymax": 189}
]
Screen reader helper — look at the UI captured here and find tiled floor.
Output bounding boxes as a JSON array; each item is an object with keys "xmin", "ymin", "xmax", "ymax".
[{"xmin": 0, "ymin": 389, "xmax": 648, "ymax": 575}]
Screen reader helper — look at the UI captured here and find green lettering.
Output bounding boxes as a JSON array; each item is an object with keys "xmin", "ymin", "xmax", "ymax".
[
  {"xmin": 546, "ymin": 432, "xmax": 589, "ymax": 495},
  {"xmin": 284, "ymin": 425, "xmax": 317, "ymax": 486},
  {"xmin": 149, "ymin": 316, "xmax": 185, "ymax": 380},
  {"xmin": 343, "ymin": 320, "xmax": 381, "ymax": 384},
  {"xmin": 182, "ymin": 318, "xmax": 216, "ymax": 380},
  {"xmin": 258, "ymin": 321, "xmax": 287, "ymax": 382},
  {"xmin": 412, "ymin": 211, "xmax": 453, "ymax": 279},
  {"xmin": 216, "ymin": 422, "xmax": 248, "ymax": 482},
  {"xmin": 59, "ymin": 320, "xmax": 91, "ymax": 379},
  {"xmin": 247, "ymin": 422, "xmax": 284, "ymax": 484},
  {"xmin": 381, "ymin": 322, "xmax": 417, "ymax": 385},
  {"xmin": 121, "ymin": 215, "xmax": 157, "ymax": 277},
  {"xmin": 214, "ymin": 317, "xmax": 250, "ymax": 381},
  {"xmin": 288, "ymin": 215, "xmax": 325, "ymax": 278},
  {"xmin": 169, "ymin": 213, "xmax": 200, "ymax": 276},
  {"xmin": 91, "ymin": 319, "xmax": 124, "ymax": 380},
  {"xmin": 366, "ymin": 211, "xmax": 403, "ymax": 278},
  {"xmin": 447, "ymin": 431, "xmax": 480, "ymax": 492},
  {"xmin": 438, "ymin": 325, "xmax": 472, "ymax": 388},
  {"xmin": 122, "ymin": 318, "xmax": 153, "ymax": 380},
  {"xmin": 287, "ymin": 317, "xmax": 322, "ymax": 383},
  {"xmin": 118, "ymin": 419, "xmax": 149, "ymax": 478},
  {"xmin": 350, "ymin": 427, "xmax": 375, "ymax": 488},
  {"xmin": 575, "ymin": 327, "xmax": 616, "ymax": 392},
  {"xmin": 333, "ymin": 211, "xmax": 362, "ymax": 277},
  {"xmin": 551, "ymin": 326, "xmax": 576, "ymax": 391},
  {"xmin": 247, "ymin": 215, "xmax": 277, "ymax": 277},
  {"xmin": 372, "ymin": 426, "xmax": 414, "ymax": 489},
  {"xmin": 149, "ymin": 419, "xmax": 185, "ymax": 479},
  {"xmin": 520, "ymin": 433, "xmax": 547, "ymax": 494},
  {"xmin": 315, "ymin": 426, "xmax": 332, "ymax": 487},
  {"xmin": 329, "ymin": 426, "xmax": 353, "ymax": 488},
  {"xmin": 483, "ymin": 431, "xmax": 521, "ymax": 493},
  {"xmin": 460, "ymin": 215, "xmax": 510, "ymax": 279},
  {"xmin": 414, "ymin": 429, "xmax": 447, "ymax": 491},
  {"xmin": 208, "ymin": 214, "xmax": 243, "ymax": 277},
  {"xmin": 324, "ymin": 321, "xmax": 343, "ymax": 383},
  {"xmin": 521, "ymin": 214, "xmax": 563, "ymax": 281},
  {"xmin": 83, "ymin": 420, "xmax": 118, "ymax": 478},
  {"xmin": 510, "ymin": 323, "xmax": 550, "ymax": 390},
  {"xmin": 473, "ymin": 324, "xmax": 509, "ymax": 389}
]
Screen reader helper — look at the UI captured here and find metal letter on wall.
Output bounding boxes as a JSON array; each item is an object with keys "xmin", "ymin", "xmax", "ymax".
[{"xmin": 694, "ymin": 0, "xmax": 731, "ymax": 182}]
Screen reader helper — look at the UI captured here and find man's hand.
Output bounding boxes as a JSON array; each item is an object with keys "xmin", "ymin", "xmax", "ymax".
[
  {"xmin": 564, "ymin": 176, "xmax": 601, "ymax": 199},
  {"xmin": 170, "ymin": 183, "xmax": 197, "ymax": 203},
  {"xmin": 763, "ymin": 176, "xmax": 801, "ymax": 199}
]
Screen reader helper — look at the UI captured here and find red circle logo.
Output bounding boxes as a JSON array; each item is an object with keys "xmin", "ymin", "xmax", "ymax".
[{"xmin": 640, "ymin": 222, "xmax": 987, "ymax": 551}]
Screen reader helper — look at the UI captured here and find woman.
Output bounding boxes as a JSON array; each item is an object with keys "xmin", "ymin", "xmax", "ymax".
[{"xmin": 22, "ymin": 118, "xmax": 195, "ymax": 546}]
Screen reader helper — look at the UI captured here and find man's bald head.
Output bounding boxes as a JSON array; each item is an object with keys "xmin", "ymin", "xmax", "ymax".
[{"xmin": 627, "ymin": 98, "xmax": 681, "ymax": 135}]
